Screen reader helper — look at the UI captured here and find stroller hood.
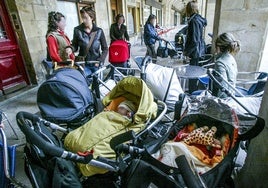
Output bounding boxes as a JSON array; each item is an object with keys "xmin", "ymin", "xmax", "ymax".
[{"xmin": 102, "ymin": 76, "xmax": 158, "ymax": 124}]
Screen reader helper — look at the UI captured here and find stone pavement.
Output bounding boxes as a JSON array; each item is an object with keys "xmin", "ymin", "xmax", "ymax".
[{"xmin": 0, "ymin": 26, "xmax": 183, "ymax": 187}]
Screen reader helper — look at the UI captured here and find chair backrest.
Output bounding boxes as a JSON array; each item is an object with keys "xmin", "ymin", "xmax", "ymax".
[{"xmin": 248, "ymin": 72, "xmax": 268, "ymax": 95}]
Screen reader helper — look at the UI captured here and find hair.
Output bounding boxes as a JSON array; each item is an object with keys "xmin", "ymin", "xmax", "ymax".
[
  {"xmin": 115, "ymin": 14, "xmax": 125, "ymax": 23},
  {"xmin": 46, "ymin": 11, "xmax": 65, "ymax": 37},
  {"xmin": 80, "ymin": 6, "xmax": 96, "ymax": 22},
  {"xmin": 146, "ymin": 14, "xmax": 157, "ymax": 25},
  {"xmin": 186, "ymin": 1, "xmax": 199, "ymax": 17},
  {"xmin": 215, "ymin": 32, "xmax": 241, "ymax": 54}
]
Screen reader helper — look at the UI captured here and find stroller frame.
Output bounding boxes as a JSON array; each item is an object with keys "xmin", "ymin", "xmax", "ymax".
[{"xmin": 0, "ymin": 127, "xmax": 28, "ymax": 188}]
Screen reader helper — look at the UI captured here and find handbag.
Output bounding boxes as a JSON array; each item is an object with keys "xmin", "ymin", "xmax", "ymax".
[
  {"xmin": 157, "ymin": 40, "xmax": 168, "ymax": 58},
  {"xmin": 75, "ymin": 31, "xmax": 97, "ymax": 62}
]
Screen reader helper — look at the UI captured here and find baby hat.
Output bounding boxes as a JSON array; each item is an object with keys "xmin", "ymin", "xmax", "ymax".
[{"xmin": 118, "ymin": 100, "xmax": 136, "ymax": 112}]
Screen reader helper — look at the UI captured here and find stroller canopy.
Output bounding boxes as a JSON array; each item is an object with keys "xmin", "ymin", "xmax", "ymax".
[{"xmin": 102, "ymin": 76, "xmax": 158, "ymax": 124}]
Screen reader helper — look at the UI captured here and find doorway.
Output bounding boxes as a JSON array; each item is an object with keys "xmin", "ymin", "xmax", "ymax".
[{"xmin": 0, "ymin": 1, "xmax": 29, "ymax": 95}]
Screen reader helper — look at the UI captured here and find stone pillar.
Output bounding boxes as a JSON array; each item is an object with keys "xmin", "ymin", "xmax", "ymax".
[
  {"xmin": 234, "ymin": 84, "xmax": 268, "ymax": 186},
  {"xmin": 217, "ymin": 0, "xmax": 268, "ymax": 72}
]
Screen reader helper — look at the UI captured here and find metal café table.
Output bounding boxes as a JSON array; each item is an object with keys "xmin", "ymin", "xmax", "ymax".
[{"xmin": 175, "ymin": 65, "xmax": 207, "ymax": 91}]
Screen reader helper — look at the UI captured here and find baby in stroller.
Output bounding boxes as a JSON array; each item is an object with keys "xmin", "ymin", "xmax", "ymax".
[
  {"xmin": 17, "ymin": 76, "xmax": 170, "ymax": 188},
  {"xmin": 114, "ymin": 100, "xmax": 136, "ymax": 121}
]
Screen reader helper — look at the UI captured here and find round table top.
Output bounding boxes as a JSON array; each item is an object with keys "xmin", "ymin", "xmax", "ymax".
[{"xmin": 176, "ymin": 65, "xmax": 207, "ymax": 79}]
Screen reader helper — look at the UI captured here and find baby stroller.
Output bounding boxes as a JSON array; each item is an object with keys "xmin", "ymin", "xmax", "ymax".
[
  {"xmin": 134, "ymin": 55, "xmax": 184, "ymax": 112},
  {"xmin": 16, "ymin": 76, "xmax": 169, "ymax": 187},
  {"xmin": 114, "ymin": 91, "xmax": 264, "ymax": 187},
  {"xmin": 109, "ymin": 40, "xmax": 133, "ymax": 75},
  {"xmin": 37, "ymin": 66, "xmax": 96, "ymax": 129}
]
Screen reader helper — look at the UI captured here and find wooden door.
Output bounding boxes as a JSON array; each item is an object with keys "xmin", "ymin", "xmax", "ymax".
[{"xmin": 0, "ymin": 1, "xmax": 29, "ymax": 95}]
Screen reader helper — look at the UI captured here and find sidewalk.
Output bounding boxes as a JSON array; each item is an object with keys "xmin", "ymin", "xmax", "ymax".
[{"xmin": 0, "ymin": 26, "xmax": 181, "ymax": 187}]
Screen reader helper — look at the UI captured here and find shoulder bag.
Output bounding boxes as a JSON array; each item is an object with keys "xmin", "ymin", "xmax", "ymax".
[{"xmin": 75, "ymin": 31, "xmax": 97, "ymax": 62}]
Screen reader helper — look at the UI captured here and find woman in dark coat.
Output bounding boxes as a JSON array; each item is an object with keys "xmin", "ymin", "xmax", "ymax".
[
  {"xmin": 144, "ymin": 14, "xmax": 166, "ymax": 63},
  {"xmin": 72, "ymin": 6, "xmax": 108, "ymax": 76},
  {"xmin": 110, "ymin": 14, "xmax": 129, "ymax": 43},
  {"xmin": 184, "ymin": 0, "xmax": 207, "ymax": 93}
]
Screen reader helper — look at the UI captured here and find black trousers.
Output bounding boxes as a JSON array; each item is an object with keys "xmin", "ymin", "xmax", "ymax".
[{"xmin": 188, "ymin": 57, "xmax": 199, "ymax": 93}]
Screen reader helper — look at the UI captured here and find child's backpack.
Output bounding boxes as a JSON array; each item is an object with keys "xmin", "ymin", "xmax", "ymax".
[{"xmin": 37, "ymin": 68, "xmax": 95, "ymax": 128}]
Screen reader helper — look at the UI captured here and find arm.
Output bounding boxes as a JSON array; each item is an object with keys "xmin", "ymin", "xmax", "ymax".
[
  {"xmin": 215, "ymin": 61, "xmax": 228, "ymax": 81},
  {"xmin": 97, "ymin": 29, "xmax": 108, "ymax": 63},
  {"xmin": 184, "ymin": 20, "xmax": 198, "ymax": 57},
  {"xmin": 71, "ymin": 28, "xmax": 79, "ymax": 52},
  {"xmin": 110, "ymin": 24, "xmax": 117, "ymax": 41},
  {"xmin": 46, "ymin": 35, "xmax": 62, "ymax": 63},
  {"xmin": 145, "ymin": 24, "xmax": 161, "ymax": 41}
]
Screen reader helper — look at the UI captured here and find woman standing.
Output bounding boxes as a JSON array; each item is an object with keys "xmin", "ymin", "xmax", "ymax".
[
  {"xmin": 214, "ymin": 32, "xmax": 241, "ymax": 98},
  {"xmin": 46, "ymin": 11, "xmax": 74, "ymax": 67},
  {"xmin": 72, "ymin": 6, "xmax": 108, "ymax": 76},
  {"xmin": 110, "ymin": 14, "xmax": 129, "ymax": 43},
  {"xmin": 184, "ymin": 1, "xmax": 207, "ymax": 93},
  {"xmin": 144, "ymin": 14, "xmax": 165, "ymax": 63}
]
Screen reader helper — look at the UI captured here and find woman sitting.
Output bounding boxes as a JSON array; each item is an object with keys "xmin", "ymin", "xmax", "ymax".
[{"xmin": 214, "ymin": 32, "xmax": 241, "ymax": 98}]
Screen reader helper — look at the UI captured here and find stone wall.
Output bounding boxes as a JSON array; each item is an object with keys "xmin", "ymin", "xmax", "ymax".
[
  {"xmin": 7, "ymin": 0, "xmax": 57, "ymax": 83},
  {"xmin": 218, "ymin": 0, "xmax": 268, "ymax": 72},
  {"xmin": 7, "ymin": 0, "xmax": 112, "ymax": 83}
]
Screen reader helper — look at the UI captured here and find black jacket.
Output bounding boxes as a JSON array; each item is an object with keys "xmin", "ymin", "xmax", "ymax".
[
  {"xmin": 110, "ymin": 23, "xmax": 129, "ymax": 43},
  {"xmin": 184, "ymin": 14, "xmax": 207, "ymax": 58},
  {"xmin": 110, "ymin": 23, "xmax": 129, "ymax": 42},
  {"xmin": 72, "ymin": 23, "xmax": 108, "ymax": 62}
]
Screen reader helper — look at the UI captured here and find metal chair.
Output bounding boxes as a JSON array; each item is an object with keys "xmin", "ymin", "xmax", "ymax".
[{"xmin": 236, "ymin": 72, "xmax": 268, "ymax": 96}]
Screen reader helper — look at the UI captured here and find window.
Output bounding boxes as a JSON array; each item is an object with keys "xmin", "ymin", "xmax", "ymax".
[{"xmin": 0, "ymin": 17, "xmax": 7, "ymax": 40}]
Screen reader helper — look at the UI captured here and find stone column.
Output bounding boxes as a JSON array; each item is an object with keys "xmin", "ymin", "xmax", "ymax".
[{"xmin": 216, "ymin": 0, "xmax": 268, "ymax": 72}]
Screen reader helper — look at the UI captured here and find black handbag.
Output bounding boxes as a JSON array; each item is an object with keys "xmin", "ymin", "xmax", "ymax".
[{"xmin": 157, "ymin": 40, "xmax": 168, "ymax": 58}]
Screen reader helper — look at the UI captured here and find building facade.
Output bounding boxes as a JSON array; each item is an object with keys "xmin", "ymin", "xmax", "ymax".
[{"xmin": 1, "ymin": 0, "xmax": 268, "ymax": 98}]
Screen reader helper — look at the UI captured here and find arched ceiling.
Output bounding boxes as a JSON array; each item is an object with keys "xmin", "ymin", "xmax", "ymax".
[{"xmin": 163, "ymin": 0, "xmax": 187, "ymax": 12}]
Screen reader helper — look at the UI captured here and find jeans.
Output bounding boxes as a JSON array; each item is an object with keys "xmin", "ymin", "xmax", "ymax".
[{"xmin": 84, "ymin": 65, "xmax": 99, "ymax": 77}]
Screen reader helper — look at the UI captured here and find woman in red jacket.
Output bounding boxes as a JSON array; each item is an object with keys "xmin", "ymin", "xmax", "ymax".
[{"xmin": 46, "ymin": 11, "xmax": 75, "ymax": 67}]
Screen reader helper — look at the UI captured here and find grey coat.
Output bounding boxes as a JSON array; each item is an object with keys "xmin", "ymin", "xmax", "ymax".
[{"xmin": 214, "ymin": 52, "xmax": 238, "ymax": 97}]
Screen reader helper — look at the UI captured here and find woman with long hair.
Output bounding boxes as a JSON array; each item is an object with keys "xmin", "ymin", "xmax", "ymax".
[
  {"xmin": 184, "ymin": 0, "xmax": 207, "ymax": 93},
  {"xmin": 110, "ymin": 14, "xmax": 129, "ymax": 43},
  {"xmin": 144, "ymin": 14, "xmax": 166, "ymax": 63},
  {"xmin": 46, "ymin": 11, "xmax": 74, "ymax": 66},
  {"xmin": 72, "ymin": 6, "xmax": 108, "ymax": 76}
]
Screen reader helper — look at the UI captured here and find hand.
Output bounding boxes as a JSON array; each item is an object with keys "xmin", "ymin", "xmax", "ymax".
[
  {"xmin": 0, "ymin": 122, "xmax": 4, "ymax": 128},
  {"xmin": 65, "ymin": 47, "xmax": 73, "ymax": 56}
]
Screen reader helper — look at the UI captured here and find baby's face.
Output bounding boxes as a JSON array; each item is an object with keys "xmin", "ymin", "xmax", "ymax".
[{"xmin": 117, "ymin": 106, "xmax": 129, "ymax": 116}]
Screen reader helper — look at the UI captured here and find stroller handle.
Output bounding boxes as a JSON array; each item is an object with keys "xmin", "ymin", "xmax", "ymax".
[
  {"xmin": 175, "ymin": 155, "xmax": 206, "ymax": 188},
  {"xmin": 16, "ymin": 111, "xmax": 92, "ymax": 164},
  {"xmin": 140, "ymin": 55, "xmax": 152, "ymax": 81}
]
